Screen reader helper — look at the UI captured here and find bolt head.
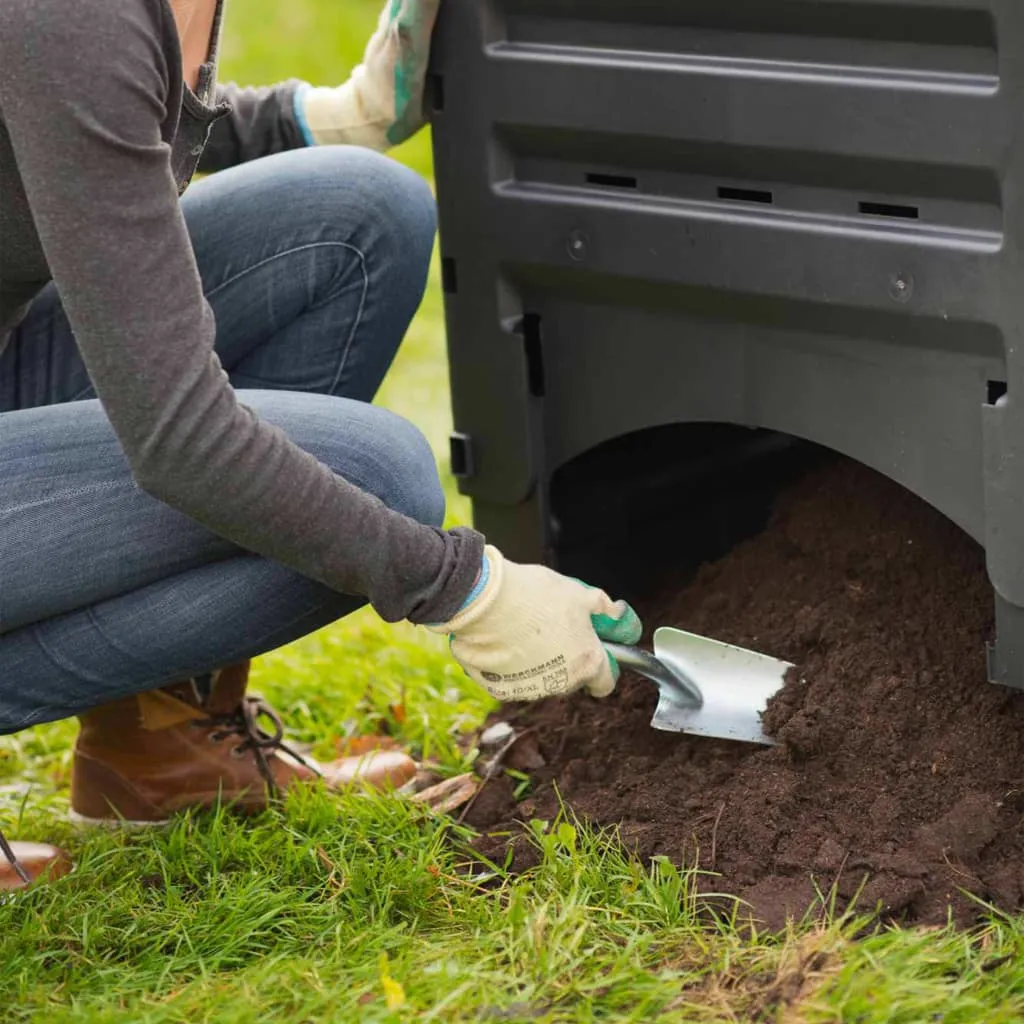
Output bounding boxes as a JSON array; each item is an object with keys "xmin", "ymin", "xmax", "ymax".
[
  {"xmin": 567, "ymin": 230, "xmax": 589, "ymax": 261},
  {"xmin": 888, "ymin": 272, "xmax": 914, "ymax": 303}
]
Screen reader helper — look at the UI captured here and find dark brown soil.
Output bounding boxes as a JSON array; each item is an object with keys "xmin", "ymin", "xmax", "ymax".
[{"xmin": 467, "ymin": 457, "xmax": 1024, "ymax": 929}]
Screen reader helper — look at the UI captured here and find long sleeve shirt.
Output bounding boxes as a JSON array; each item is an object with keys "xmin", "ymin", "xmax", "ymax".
[{"xmin": 0, "ymin": 0, "xmax": 482, "ymax": 624}]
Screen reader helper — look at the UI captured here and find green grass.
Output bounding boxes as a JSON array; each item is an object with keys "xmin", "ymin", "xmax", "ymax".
[{"xmin": 4, "ymin": 3, "xmax": 1024, "ymax": 1020}]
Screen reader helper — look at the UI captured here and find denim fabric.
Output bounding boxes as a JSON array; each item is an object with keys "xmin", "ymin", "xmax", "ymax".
[{"xmin": 0, "ymin": 145, "xmax": 442, "ymax": 735}]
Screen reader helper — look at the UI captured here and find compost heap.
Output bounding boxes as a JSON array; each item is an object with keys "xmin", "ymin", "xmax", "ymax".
[{"xmin": 467, "ymin": 457, "xmax": 1024, "ymax": 929}]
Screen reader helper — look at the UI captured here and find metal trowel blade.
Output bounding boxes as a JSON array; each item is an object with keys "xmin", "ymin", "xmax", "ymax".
[{"xmin": 650, "ymin": 627, "xmax": 792, "ymax": 746}]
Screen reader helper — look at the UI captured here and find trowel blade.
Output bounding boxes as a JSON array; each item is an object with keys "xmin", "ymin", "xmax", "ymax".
[{"xmin": 650, "ymin": 627, "xmax": 792, "ymax": 746}]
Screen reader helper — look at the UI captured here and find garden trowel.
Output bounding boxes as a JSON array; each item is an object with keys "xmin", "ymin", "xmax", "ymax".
[{"xmin": 603, "ymin": 627, "xmax": 791, "ymax": 746}]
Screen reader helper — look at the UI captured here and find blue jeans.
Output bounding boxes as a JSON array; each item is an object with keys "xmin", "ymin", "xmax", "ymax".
[{"xmin": 0, "ymin": 146, "xmax": 443, "ymax": 735}]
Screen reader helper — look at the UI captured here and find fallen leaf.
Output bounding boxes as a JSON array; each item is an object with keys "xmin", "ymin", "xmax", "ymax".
[
  {"xmin": 335, "ymin": 734, "xmax": 401, "ymax": 757},
  {"xmin": 322, "ymin": 750, "xmax": 418, "ymax": 791},
  {"xmin": 411, "ymin": 773, "xmax": 479, "ymax": 815}
]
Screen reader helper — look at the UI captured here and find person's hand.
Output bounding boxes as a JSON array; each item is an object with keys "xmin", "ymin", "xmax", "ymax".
[
  {"xmin": 427, "ymin": 546, "xmax": 643, "ymax": 702},
  {"xmin": 297, "ymin": 0, "xmax": 440, "ymax": 152}
]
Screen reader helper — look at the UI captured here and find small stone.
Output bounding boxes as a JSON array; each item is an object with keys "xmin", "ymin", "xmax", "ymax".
[
  {"xmin": 480, "ymin": 722, "xmax": 516, "ymax": 752},
  {"xmin": 505, "ymin": 735, "xmax": 546, "ymax": 772},
  {"xmin": 813, "ymin": 838, "xmax": 847, "ymax": 872}
]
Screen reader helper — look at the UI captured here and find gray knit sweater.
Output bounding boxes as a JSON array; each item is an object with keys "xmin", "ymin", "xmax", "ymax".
[{"xmin": 0, "ymin": 0, "xmax": 483, "ymax": 624}]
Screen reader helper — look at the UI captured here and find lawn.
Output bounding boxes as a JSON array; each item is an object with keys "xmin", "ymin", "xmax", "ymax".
[{"xmin": 3, "ymin": 3, "xmax": 1024, "ymax": 1021}]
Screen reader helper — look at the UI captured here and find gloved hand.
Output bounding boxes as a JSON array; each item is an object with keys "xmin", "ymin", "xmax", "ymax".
[
  {"xmin": 296, "ymin": 0, "xmax": 440, "ymax": 151},
  {"xmin": 427, "ymin": 546, "xmax": 643, "ymax": 702}
]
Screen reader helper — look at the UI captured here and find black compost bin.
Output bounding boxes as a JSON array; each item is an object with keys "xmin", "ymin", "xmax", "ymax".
[{"xmin": 428, "ymin": 0, "xmax": 1024, "ymax": 688}]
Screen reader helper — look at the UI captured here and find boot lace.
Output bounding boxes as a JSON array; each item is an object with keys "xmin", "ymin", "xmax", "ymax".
[
  {"xmin": 0, "ymin": 828, "xmax": 30, "ymax": 886},
  {"xmin": 197, "ymin": 696, "xmax": 321, "ymax": 797}
]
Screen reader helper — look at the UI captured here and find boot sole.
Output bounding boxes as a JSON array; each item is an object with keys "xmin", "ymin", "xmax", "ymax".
[{"xmin": 67, "ymin": 809, "xmax": 171, "ymax": 829}]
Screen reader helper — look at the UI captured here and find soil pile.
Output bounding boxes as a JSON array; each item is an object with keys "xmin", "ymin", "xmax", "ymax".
[{"xmin": 468, "ymin": 458, "xmax": 1024, "ymax": 928}]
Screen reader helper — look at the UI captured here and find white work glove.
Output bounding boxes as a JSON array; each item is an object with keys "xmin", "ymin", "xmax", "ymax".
[
  {"xmin": 296, "ymin": 0, "xmax": 440, "ymax": 151},
  {"xmin": 427, "ymin": 546, "xmax": 643, "ymax": 703}
]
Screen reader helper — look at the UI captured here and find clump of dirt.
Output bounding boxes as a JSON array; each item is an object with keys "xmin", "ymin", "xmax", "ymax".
[{"xmin": 468, "ymin": 458, "xmax": 1024, "ymax": 928}]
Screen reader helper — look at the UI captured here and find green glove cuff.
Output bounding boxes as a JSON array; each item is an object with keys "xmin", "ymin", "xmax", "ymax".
[{"xmin": 385, "ymin": 0, "xmax": 436, "ymax": 147}]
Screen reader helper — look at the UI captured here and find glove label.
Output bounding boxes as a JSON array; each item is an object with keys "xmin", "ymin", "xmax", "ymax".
[{"xmin": 482, "ymin": 655, "xmax": 570, "ymax": 700}]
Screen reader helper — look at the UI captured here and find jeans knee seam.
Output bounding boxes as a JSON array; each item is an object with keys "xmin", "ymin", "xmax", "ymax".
[
  {"xmin": 203, "ymin": 241, "xmax": 368, "ymax": 398},
  {"xmin": 1, "ymin": 480, "xmax": 135, "ymax": 517},
  {"xmin": 0, "ymin": 620, "xmax": 146, "ymax": 734},
  {"xmin": 0, "ymin": 626, "xmax": 92, "ymax": 732},
  {"xmin": 81, "ymin": 605, "xmax": 166, "ymax": 678},
  {"xmin": 203, "ymin": 241, "xmax": 365, "ymax": 303},
  {"xmin": 326, "ymin": 247, "xmax": 368, "ymax": 397}
]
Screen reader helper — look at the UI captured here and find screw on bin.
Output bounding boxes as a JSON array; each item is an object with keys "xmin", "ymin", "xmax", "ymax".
[
  {"xmin": 888, "ymin": 272, "xmax": 914, "ymax": 303},
  {"xmin": 566, "ymin": 230, "xmax": 589, "ymax": 262}
]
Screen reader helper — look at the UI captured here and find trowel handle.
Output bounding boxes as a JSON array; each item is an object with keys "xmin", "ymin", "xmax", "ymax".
[{"xmin": 603, "ymin": 643, "xmax": 704, "ymax": 709}]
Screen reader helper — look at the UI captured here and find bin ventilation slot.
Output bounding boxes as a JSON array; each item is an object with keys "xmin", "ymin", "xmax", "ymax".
[
  {"xmin": 521, "ymin": 313, "xmax": 546, "ymax": 398},
  {"xmin": 449, "ymin": 432, "xmax": 474, "ymax": 478},
  {"xmin": 858, "ymin": 201, "xmax": 920, "ymax": 220},
  {"xmin": 585, "ymin": 172, "xmax": 638, "ymax": 190},
  {"xmin": 988, "ymin": 380, "xmax": 1008, "ymax": 405},
  {"xmin": 717, "ymin": 186, "xmax": 774, "ymax": 205},
  {"xmin": 441, "ymin": 257, "xmax": 458, "ymax": 295},
  {"xmin": 427, "ymin": 73, "xmax": 445, "ymax": 113}
]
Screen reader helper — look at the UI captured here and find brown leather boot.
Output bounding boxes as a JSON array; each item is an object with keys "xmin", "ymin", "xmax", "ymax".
[{"xmin": 70, "ymin": 661, "xmax": 417, "ymax": 825}]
